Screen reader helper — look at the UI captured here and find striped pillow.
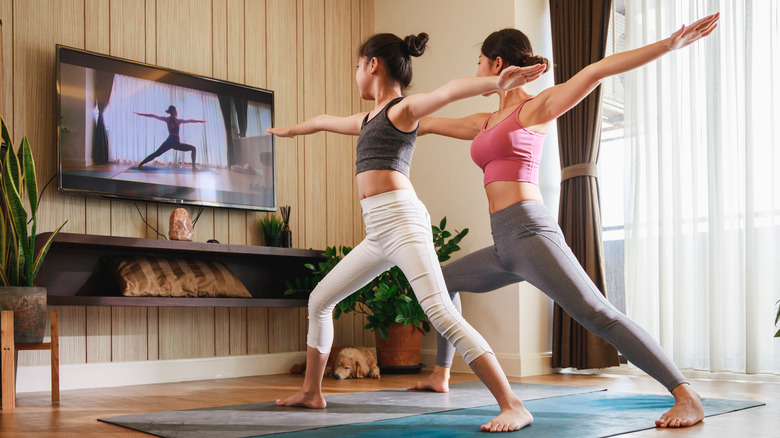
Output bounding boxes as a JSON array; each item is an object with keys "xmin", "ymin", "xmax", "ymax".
[{"xmin": 104, "ymin": 256, "xmax": 252, "ymax": 298}]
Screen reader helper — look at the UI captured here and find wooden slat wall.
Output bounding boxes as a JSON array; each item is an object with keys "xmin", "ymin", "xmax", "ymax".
[{"xmin": 2, "ymin": 0, "xmax": 373, "ymax": 368}]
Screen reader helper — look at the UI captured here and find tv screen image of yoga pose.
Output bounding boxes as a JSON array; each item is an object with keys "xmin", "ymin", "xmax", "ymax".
[{"xmin": 57, "ymin": 45, "xmax": 276, "ymax": 211}]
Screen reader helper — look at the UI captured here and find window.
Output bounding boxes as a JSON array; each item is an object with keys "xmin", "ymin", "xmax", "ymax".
[{"xmin": 600, "ymin": 0, "xmax": 626, "ymax": 314}]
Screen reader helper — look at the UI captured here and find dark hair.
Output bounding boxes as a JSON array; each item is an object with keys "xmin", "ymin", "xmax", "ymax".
[
  {"xmin": 481, "ymin": 29, "xmax": 550, "ymax": 73},
  {"xmin": 358, "ymin": 32, "xmax": 429, "ymax": 90}
]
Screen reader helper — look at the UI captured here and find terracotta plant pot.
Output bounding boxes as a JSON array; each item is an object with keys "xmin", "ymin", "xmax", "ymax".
[
  {"xmin": 374, "ymin": 322, "xmax": 422, "ymax": 367},
  {"xmin": 0, "ymin": 286, "xmax": 47, "ymax": 344}
]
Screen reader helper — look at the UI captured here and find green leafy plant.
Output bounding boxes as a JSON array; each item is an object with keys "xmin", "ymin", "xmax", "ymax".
[
  {"xmin": 285, "ymin": 217, "xmax": 468, "ymax": 339},
  {"xmin": 0, "ymin": 116, "xmax": 67, "ymax": 286},
  {"xmin": 259, "ymin": 214, "xmax": 284, "ymax": 236}
]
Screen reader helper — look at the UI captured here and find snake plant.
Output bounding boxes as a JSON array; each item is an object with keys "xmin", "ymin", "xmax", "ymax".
[{"xmin": 0, "ymin": 116, "xmax": 66, "ymax": 286}]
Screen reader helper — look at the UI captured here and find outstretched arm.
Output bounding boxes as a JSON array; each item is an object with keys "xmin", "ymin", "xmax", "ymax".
[
  {"xmin": 397, "ymin": 64, "xmax": 546, "ymax": 125},
  {"xmin": 531, "ymin": 13, "xmax": 719, "ymax": 126},
  {"xmin": 134, "ymin": 112, "xmax": 167, "ymax": 121},
  {"xmin": 418, "ymin": 113, "xmax": 492, "ymax": 140},
  {"xmin": 266, "ymin": 113, "xmax": 367, "ymax": 138},
  {"xmin": 180, "ymin": 118, "xmax": 206, "ymax": 124}
]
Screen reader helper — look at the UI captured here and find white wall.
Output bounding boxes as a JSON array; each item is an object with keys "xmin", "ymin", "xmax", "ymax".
[{"xmin": 374, "ymin": 0, "xmax": 560, "ymax": 376}]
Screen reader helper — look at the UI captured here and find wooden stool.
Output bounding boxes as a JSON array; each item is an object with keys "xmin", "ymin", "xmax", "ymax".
[{"xmin": 1, "ymin": 309, "xmax": 59, "ymax": 410}]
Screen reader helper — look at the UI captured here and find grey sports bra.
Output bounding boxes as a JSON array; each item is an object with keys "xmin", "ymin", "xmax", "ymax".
[{"xmin": 355, "ymin": 97, "xmax": 417, "ymax": 178}]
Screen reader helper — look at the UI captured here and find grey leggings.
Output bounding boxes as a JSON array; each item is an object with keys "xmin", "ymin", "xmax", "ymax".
[{"xmin": 435, "ymin": 200, "xmax": 688, "ymax": 392}]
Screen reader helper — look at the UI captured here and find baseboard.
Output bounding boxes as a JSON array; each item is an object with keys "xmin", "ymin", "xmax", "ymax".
[
  {"xmin": 419, "ymin": 350, "xmax": 553, "ymax": 377},
  {"xmin": 15, "ymin": 351, "xmax": 307, "ymax": 393}
]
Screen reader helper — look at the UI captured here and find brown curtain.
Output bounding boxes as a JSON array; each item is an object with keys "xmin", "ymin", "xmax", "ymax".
[
  {"xmin": 91, "ymin": 70, "xmax": 115, "ymax": 165},
  {"xmin": 549, "ymin": 0, "xmax": 619, "ymax": 369}
]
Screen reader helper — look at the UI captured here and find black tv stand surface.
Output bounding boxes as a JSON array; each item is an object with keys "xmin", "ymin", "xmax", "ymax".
[{"xmin": 35, "ymin": 232, "xmax": 322, "ymax": 307}]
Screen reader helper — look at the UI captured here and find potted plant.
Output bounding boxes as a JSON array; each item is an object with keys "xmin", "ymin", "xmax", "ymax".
[
  {"xmin": 0, "ymin": 116, "xmax": 66, "ymax": 343},
  {"xmin": 285, "ymin": 217, "xmax": 468, "ymax": 369},
  {"xmin": 260, "ymin": 214, "xmax": 284, "ymax": 247}
]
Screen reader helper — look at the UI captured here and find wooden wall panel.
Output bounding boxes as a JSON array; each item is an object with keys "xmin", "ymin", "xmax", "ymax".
[
  {"xmin": 5, "ymin": 0, "xmax": 373, "ymax": 368},
  {"xmin": 210, "ymin": 0, "xmax": 231, "ymax": 353},
  {"xmin": 147, "ymin": 307, "xmax": 159, "ymax": 360},
  {"xmin": 109, "ymin": 0, "xmax": 146, "ymax": 59},
  {"xmin": 244, "ymin": 1, "xmax": 266, "ymax": 89},
  {"xmin": 354, "ymin": 0, "xmax": 374, "ymax": 348},
  {"xmin": 247, "ymin": 307, "xmax": 269, "ymax": 355},
  {"xmin": 268, "ymin": 0, "xmax": 300, "ymax": 245},
  {"xmin": 108, "ymin": 0, "xmax": 151, "ymax": 241},
  {"xmin": 85, "ymin": 0, "xmax": 110, "ymax": 54},
  {"xmin": 0, "ymin": 0, "xmax": 12, "ymax": 121},
  {"xmin": 301, "ymin": 0, "xmax": 327, "ymax": 252},
  {"xmin": 212, "ymin": 0, "xmax": 228, "ymax": 80},
  {"xmin": 159, "ymin": 307, "xmax": 215, "ymax": 360},
  {"xmin": 146, "ymin": 0, "xmax": 158, "ymax": 64},
  {"xmin": 215, "ymin": 307, "xmax": 230, "ymax": 356},
  {"xmin": 52, "ymin": 305, "xmax": 87, "ymax": 365},
  {"xmin": 225, "ymin": 0, "xmax": 247, "ymax": 251},
  {"xmin": 12, "ymin": 0, "xmax": 85, "ymax": 366},
  {"xmin": 86, "ymin": 306, "xmax": 112, "ymax": 363},
  {"xmin": 156, "ymin": 0, "xmax": 212, "ymax": 75},
  {"xmin": 229, "ymin": 307, "xmax": 247, "ymax": 355},
  {"xmin": 112, "ymin": 307, "xmax": 148, "ymax": 362},
  {"xmin": 242, "ymin": 0, "xmax": 265, "ymax": 247},
  {"xmin": 268, "ymin": 0, "xmax": 305, "ymax": 353},
  {"xmin": 327, "ymin": 0, "xmax": 356, "ymax": 347}
]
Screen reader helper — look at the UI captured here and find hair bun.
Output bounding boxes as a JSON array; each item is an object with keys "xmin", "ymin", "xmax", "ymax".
[
  {"xmin": 403, "ymin": 33, "xmax": 429, "ymax": 57},
  {"xmin": 520, "ymin": 52, "xmax": 551, "ymax": 73}
]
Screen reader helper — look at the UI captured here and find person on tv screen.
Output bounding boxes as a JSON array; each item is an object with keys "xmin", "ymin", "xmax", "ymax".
[{"xmin": 134, "ymin": 105, "xmax": 205, "ymax": 171}]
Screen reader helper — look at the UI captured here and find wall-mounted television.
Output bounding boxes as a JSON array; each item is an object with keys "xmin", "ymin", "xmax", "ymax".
[{"xmin": 56, "ymin": 45, "xmax": 275, "ymax": 211}]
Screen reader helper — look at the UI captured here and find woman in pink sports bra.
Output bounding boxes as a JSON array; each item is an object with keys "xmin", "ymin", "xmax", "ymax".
[{"xmin": 412, "ymin": 13, "xmax": 719, "ymax": 430}]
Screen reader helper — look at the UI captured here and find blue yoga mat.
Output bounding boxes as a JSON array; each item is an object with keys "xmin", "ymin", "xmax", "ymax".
[
  {"xmin": 99, "ymin": 382, "xmax": 601, "ymax": 437},
  {"xmin": 269, "ymin": 391, "xmax": 764, "ymax": 438}
]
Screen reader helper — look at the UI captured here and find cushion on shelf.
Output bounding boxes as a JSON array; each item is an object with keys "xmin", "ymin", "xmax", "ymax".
[{"xmin": 103, "ymin": 255, "xmax": 252, "ymax": 298}]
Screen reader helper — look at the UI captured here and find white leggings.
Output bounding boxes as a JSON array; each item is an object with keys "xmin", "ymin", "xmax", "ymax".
[{"xmin": 307, "ymin": 190, "xmax": 492, "ymax": 364}]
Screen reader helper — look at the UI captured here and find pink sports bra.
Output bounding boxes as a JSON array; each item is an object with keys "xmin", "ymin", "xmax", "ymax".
[{"xmin": 470, "ymin": 97, "xmax": 545, "ymax": 186}]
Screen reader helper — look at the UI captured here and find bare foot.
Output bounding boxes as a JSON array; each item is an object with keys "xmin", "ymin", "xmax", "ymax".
[
  {"xmin": 656, "ymin": 383, "xmax": 704, "ymax": 428},
  {"xmin": 275, "ymin": 390, "xmax": 326, "ymax": 409},
  {"xmin": 410, "ymin": 365, "xmax": 450, "ymax": 392},
  {"xmin": 481, "ymin": 401, "xmax": 534, "ymax": 433}
]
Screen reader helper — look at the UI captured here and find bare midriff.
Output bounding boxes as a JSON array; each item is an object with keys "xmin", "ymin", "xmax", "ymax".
[
  {"xmin": 356, "ymin": 169, "xmax": 414, "ymax": 199},
  {"xmin": 484, "ymin": 181, "xmax": 543, "ymax": 214}
]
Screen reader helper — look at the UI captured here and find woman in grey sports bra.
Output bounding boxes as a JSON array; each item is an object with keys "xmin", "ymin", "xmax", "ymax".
[
  {"xmin": 413, "ymin": 13, "xmax": 719, "ymax": 429},
  {"xmin": 268, "ymin": 32, "xmax": 546, "ymax": 432}
]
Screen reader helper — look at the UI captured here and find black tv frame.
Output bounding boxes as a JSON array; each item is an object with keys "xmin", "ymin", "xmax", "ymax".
[{"xmin": 56, "ymin": 45, "xmax": 276, "ymax": 212}]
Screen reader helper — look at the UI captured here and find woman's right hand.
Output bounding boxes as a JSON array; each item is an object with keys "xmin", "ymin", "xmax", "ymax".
[
  {"xmin": 667, "ymin": 13, "xmax": 719, "ymax": 51},
  {"xmin": 496, "ymin": 64, "xmax": 547, "ymax": 91},
  {"xmin": 266, "ymin": 127, "xmax": 295, "ymax": 138}
]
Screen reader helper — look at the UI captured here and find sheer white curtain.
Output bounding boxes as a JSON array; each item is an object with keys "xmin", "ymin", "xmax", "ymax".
[
  {"xmin": 242, "ymin": 101, "xmax": 273, "ymax": 137},
  {"xmin": 623, "ymin": 0, "xmax": 780, "ymax": 375},
  {"xmin": 103, "ymin": 75, "xmax": 228, "ymax": 168}
]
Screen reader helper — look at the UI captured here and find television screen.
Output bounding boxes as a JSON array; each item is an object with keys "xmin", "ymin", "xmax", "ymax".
[{"xmin": 57, "ymin": 45, "xmax": 275, "ymax": 211}]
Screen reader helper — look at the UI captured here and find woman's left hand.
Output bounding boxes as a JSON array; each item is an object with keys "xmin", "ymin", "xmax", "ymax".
[{"xmin": 497, "ymin": 64, "xmax": 547, "ymax": 91}]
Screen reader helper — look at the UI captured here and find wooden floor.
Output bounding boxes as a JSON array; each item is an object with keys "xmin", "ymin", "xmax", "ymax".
[{"xmin": 0, "ymin": 370, "xmax": 776, "ymax": 437}]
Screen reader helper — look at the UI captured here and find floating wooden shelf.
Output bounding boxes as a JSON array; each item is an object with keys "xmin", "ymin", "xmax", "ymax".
[{"xmin": 35, "ymin": 232, "xmax": 322, "ymax": 307}]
